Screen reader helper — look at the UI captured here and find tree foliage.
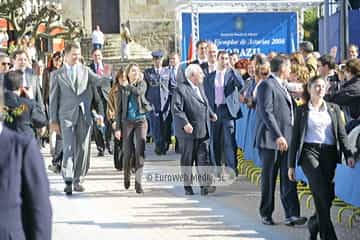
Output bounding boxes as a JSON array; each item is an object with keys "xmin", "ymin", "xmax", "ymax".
[
  {"xmin": 303, "ymin": 7, "xmax": 319, "ymax": 50},
  {"xmin": 0, "ymin": 0, "xmax": 84, "ymax": 40}
]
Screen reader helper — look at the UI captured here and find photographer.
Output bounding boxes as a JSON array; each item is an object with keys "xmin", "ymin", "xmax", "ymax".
[
  {"xmin": 325, "ymin": 58, "xmax": 360, "ymax": 132},
  {"xmin": 3, "ymin": 70, "xmax": 47, "ymax": 137}
]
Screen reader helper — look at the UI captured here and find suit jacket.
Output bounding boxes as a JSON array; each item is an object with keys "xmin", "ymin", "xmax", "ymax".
[
  {"xmin": 0, "ymin": 126, "xmax": 52, "ymax": 240},
  {"xmin": 288, "ymin": 102, "xmax": 353, "ymax": 168},
  {"xmin": 89, "ymin": 62, "xmax": 111, "ymax": 103},
  {"xmin": 254, "ymin": 75, "xmax": 295, "ymax": 149},
  {"xmin": 171, "ymin": 80, "xmax": 215, "ymax": 139},
  {"xmin": 49, "ymin": 64, "xmax": 110, "ymax": 128},
  {"xmin": 4, "ymin": 91, "xmax": 47, "ymax": 136},
  {"xmin": 203, "ymin": 68, "xmax": 244, "ymax": 119},
  {"xmin": 144, "ymin": 66, "xmax": 175, "ymax": 117},
  {"xmin": 24, "ymin": 69, "xmax": 45, "ymax": 112},
  {"xmin": 176, "ymin": 63, "xmax": 187, "ymax": 84}
]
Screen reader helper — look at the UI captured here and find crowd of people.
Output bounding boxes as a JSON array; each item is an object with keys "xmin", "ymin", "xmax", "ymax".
[{"xmin": 0, "ymin": 37, "xmax": 359, "ymax": 240}]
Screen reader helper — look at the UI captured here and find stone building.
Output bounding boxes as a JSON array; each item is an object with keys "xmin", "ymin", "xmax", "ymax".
[{"xmin": 60, "ymin": 0, "xmax": 179, "ymax": 54}]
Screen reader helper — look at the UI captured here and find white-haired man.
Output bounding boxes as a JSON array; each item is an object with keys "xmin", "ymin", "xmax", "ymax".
[{"xmin": 171, "ymin": 64, "xmax": 217, "ymax": 196}]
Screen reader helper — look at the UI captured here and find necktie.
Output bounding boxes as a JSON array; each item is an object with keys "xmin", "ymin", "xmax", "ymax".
[
  {"xmin": 96, "ymin": 64, "xmax": 103, "ymax": 76},
  {"xmin": 71, "ymin": 66, "xmax": 78, "ymax": 92}
]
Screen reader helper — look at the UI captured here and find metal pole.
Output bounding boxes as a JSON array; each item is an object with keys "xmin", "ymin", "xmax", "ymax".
[
  {"xmin": 324, "ymin": 0, "xmax": 329, "ymax": 54},
  {"xmin": 340, "ymin": 0, "xmax": 349, "ymax": 60}
]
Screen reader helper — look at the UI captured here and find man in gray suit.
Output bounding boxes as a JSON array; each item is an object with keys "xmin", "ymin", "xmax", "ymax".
[
  {"xmin": 172, "ymin": 64, "xmax": 217, "ymax": 196},
  {"xmin": 50, "ymin": 41, "xmax": 111, "ymax": 195}
]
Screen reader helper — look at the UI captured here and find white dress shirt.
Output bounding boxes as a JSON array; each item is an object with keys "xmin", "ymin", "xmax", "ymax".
[{"xmin": 304, "ymin": 102, "xmax": 335, "ymax": 145}]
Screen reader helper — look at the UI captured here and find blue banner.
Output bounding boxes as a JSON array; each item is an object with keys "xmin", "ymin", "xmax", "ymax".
[{"xmin": 181, "ymin": 12, "xmax": 298, "ymax": 61}]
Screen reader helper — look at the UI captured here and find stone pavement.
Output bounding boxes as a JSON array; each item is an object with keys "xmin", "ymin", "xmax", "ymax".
[{"xmin": 44, "ymin": 144, "xmax": 360, "ymax": 240}]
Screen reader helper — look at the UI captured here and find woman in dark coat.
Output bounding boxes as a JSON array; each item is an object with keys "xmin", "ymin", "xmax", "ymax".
[
  {"xmin": 288, "ymin": 76, "xmax": 355, "ymax": 240},
  {"xmin": 0, "ymin": 79, "xmax": 52, "ymax": 240},
  {"xmin": 114, "ymin": 63, "xmax": 151, "ymax": 193}
]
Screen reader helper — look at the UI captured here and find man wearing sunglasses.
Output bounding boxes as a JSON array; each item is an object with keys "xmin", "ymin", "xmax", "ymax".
[{"xmin": 0, "ymin": 53, "xmax": 11, "ymax": 86}]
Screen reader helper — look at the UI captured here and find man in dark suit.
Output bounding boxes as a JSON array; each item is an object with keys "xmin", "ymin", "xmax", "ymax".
[
  {"xmin": 89, "ymin": 48, "xmax": 112, "ymax": 156},
  {"xmin": 190, "ymin": 40, "xmax": 208, "ymax": 66},
  {"xmin": 203, "ymin": 51, "xmax": 244, "ymax": 173},
  {"xmin": 0, "ymin": 83, "xmax": 52, "ymax": 240},
  {"xmin": 200, "ymin": 42, "xmax": 218, "ymax": 78},
  {"xmin": 172, "ymin": 64, "xmax": 217, "ymax": 196},
  {"xmin": 255, "ymin": 55, "xmax": 306, "ymax": 226}
]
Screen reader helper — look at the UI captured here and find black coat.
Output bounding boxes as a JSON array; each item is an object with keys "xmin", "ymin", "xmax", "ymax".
[
  {"xmin": 288, "ymin": 102, "xmax": 353, "ymax": 168},
  {"xmin": 0, "ymin": 126, "xmax": 52, "ymax": 240},
  {"xmin": 4, "ymin": 91, "xmax": 47, "ymax": 137},
  {"xmin": 325, "ymin": 76, "xmax": 360, "ymax": 119},
  {"xmin": 254, "ymin": 75, "xmax": 295, "ymax": 149},
  {"xmin": 171, "ymin": 80, "xmax": 215, "ymax": 139},
  {"xmin": 115, "ymin": 80, "xmax": 152, "ymax": 130}
]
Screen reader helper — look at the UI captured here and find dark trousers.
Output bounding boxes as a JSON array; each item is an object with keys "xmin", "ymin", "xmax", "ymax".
[
  {"xmin": 51, "ymin": 134, "xmax": 63, "ymax": 167},
  {"xmin": 179, "ymin": 136, "xmax": 212, "ymax": 188},
  {"xmin": 259, "ymin": 148, "xmax": 300, "ymax": 218},
  {"xmin": 113, "ymin": 137, "xmax": 123, "ymax": 170},
  {"xmin": 122, "ymin": 119, "xmax": 147, "ymax": 184},
  {"xmin": 93, "ymin": 117, "xmax": 112, "ymax": 152},
  {"xmin": 301, "ymin": 144, "xmax": 338, "ymax": 240},
  {"xmin": 93, "ymin": 43, "xmax": 102, "ymax": 50},
  {"xmin": 150, "ymin": 111, "xmax": 172, "ymax": 153},
  {"xmin": 212, "ymin": 104, "xmax": 237, "ymax": 171}
]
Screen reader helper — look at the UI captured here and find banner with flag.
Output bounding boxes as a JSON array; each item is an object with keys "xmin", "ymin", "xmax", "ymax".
[{"xmin": 181, "ymin": 12, "xmax": 298, "ymax": 61}]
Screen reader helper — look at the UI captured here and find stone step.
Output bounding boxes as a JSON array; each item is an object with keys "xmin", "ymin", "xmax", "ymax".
[{"xmin": 99, "ymin": 58, "xmax": 153, "ymax": 72}]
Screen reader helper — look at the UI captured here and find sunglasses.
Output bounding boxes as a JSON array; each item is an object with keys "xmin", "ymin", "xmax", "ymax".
[{"xmin": 1, "ymin": 62, "xmax": 11, "ymax": 66}]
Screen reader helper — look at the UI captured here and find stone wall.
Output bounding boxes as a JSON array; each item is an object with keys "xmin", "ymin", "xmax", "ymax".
[
  {"xmin": 61, "ymin": 0, "xmax": 178, "ymax": 53},
  {"xmin": 130, "ymin": 20, "xmax": 175, "ymax": 54}
]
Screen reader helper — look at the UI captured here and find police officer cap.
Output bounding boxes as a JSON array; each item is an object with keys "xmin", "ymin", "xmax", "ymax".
[{"xmin": 151, "ymin": 50, "xmax": 164, "ymax": 58}]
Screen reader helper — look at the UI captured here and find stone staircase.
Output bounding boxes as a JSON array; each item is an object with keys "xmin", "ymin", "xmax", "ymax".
[{"xmin": 81, "ymin": 34, "xmax": 153, "ymax": 71}]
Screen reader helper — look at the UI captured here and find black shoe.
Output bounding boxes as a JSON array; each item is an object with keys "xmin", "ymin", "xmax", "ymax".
[
  {"xmin": 200, "ymin": 187, "xmax": 209, "ymax": 196},
  {"xmin": 184, "ymin": 186, "xmax": 194, "ymax": 195},
  {"xmin": 261, "ymin": 216, "xmax": 275, "ymax": 225},
  {"xmin": 284, "ymin": 216, "xmax": 307, "ymax": 226},
  {"xmin": 307, "ymin": 215, "xmax": 318, "ymax": 240},
  {"xmin": 97, "ymin": 151, "xmax": 104, "ymax": 157},
  {"xmin": 64, "ymin": 183, "xmax": 72, "ymax": 195},
  {"xmin": 106, "ymin": 146, "xmax": 113, "ymax": 155},
  {"xmin": 207, "ymin": 186, "xmax": 216, "ymax": 193},
  {"xmin": 135, "ymin": 182, "xmax": 144, "ymax": 194},
  {"xmin": 201, "ymin": 186, "xmax": 216, "ymax": 196},
  {"xmin": 154, "ymin": 147, "xmax": 162, "ymax": 155},
  {"xmin": 124, "ymin": 180, "xmax": 130, "ymax": 189},
  {"xmin": 48, "ymin": 164, "xmax": 61, "ymax": 173},
  {"xmin": 73, "ymin": 183, "xmax": 85, "ymax": 192}
]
